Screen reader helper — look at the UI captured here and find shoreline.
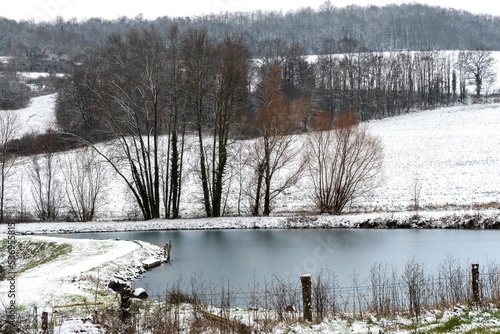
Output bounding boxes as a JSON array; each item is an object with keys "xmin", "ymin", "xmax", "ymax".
[{"xmin": 3, "ymin": 209, "xmax": 500, "ymax": 235}]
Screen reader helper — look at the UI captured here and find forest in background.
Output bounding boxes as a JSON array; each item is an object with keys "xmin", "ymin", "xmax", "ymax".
[{"xmin": 1, "ymin": 2, "xmax": 500, "ymax": 69}]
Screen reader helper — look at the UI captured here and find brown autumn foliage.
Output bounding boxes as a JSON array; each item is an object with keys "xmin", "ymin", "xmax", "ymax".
[
  {"xmin": 250, "ymin": 66, "xmax": 306, "ymax": 216},
  {"xmin": 256, "ymin": 66, "xmax": 295, "ymax": 135}
]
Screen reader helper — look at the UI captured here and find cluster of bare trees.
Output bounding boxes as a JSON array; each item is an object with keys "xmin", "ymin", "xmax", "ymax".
[
  {"xmin": 0, "ymin": 114, "xmax": 107, "ymax": 222},
  {"xmin": 314, "ymin": 48, "xmax": 496, "ymax": 120},
  {"xmin": 22, "ymin": 148, "xmax": 106, "ymax": 222},
  {"xmin": 47, "ymin": 25, "xmax": 392, "ymax": 220},
  {"xmin": 54, "ymin": 26, "xmax": 252, "ymax": 219}
]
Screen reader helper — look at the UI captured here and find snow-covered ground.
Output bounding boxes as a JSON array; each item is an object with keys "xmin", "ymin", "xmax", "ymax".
[
  {"xmin": 367, "ymin": 103, "xmax": 500, "ymax": 210},
  {"xmin": 1, "ymin": 209, "xmax": 498, "ymax": 235},
  {"xmin": 9, "ymin": 93, "xmax": 58, "ymax": 139},
  {"xmin": 0, "ymin": 234, "xmax": 162, "ymax": 307}
]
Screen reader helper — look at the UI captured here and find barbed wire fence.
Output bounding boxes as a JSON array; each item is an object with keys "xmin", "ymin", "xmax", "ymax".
[{"xmin": 3, "ymin": 259, "xmax": 500, "ymax": 332}]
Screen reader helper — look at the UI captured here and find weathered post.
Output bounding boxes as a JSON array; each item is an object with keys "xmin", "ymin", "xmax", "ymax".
[
  {"xmin": 33, "ymin": 306, "xmax": 38, "ymax": 331},
  {"xmin": 301, "ymin": 274, "xmax": 313, "ymax": 322},
  {"xmin": 41, "ymin": 311, "xmax": 48, "ymax": 334},
  {"xmin": 164, "ymin": 240, "xmax": 172, "ymax": 262},
  {"xmin": 471, "ymin": 263, "xmax": 480, "ymax": 305},
  {"xmin": 120, "ymin": 285, "xmax": 132, "ymax": 322},
  {"xmin": 120, "ymin": 285, "xmax": 134, "ymax": 334},
  {"xmin": 108, "ymin": 278, "xmax": 146, "ymax": 333}
]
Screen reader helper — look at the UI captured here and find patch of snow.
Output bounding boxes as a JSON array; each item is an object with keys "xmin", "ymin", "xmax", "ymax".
[
  {"xmin": 10, "ymin": 93, "xmax": 57, "ymax": 139},
  {"xmin": 53, "ymin": 318, "xmax": 102, "ymax": 334},
  {"xmin": 18, "ymin": 72, "xmax": 65, "ymax": 80}
]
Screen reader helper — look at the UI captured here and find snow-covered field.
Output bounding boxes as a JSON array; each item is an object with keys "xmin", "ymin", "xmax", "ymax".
[
  {"xmin": 367, "ymin": 103, "xmax": 500, "ymax": 210},
  {"xmin": 9, "ymin": 93, "xmax": 57, "ymax": 139}
]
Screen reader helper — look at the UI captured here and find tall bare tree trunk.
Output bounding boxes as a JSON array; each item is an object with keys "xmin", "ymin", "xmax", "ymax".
[{"xmin": 0, "ymin": 111, "xmax": 19, "ymax": 222}]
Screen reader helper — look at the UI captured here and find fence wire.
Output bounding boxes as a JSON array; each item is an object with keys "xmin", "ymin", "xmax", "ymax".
[{"xmin": 4, "ymin": 262, "xmax": 500, "ymax": 332}]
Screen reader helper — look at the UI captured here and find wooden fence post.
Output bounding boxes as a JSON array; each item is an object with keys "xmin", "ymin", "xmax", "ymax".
[
  {"xmin": 41, "ymin": 311, "xmax": 48, "ymax": 334},
  {"xmin": 301, "ymin": 274, "xmax": 313, "ymax": 322},
  {"xmin": 164, "ymin": 240, "xmax": 172, "ymax": 262},
  {"xmin": 472, "ymin": 263, "xmax": 480, "ymax": 305},
  {"xmin": 33, "ymin": 306, "xmax": 38, "ymax": 332}
]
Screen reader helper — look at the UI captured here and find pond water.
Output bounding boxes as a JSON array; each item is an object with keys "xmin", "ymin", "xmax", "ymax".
[{"xmin": 53, "ymin": 229, "xmax": 500, "ymax": 299}]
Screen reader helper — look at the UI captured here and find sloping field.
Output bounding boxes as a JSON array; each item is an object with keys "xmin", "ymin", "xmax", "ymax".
[
  {"xmin": 7, "ymin": 92, "xmax": 500, "ymax": 217},
  {"xmin": 366, "ymin": 103, "xmax": 500, "ymax": 211}
]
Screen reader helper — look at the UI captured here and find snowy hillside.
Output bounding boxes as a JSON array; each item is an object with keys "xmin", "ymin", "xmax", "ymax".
[
  {"xmin": 5, "ymin": 94, "xmax": 499, "ymax": 219},
  {"xmin": 367, "ymin": 103, "xmax": 500, "ymax": 210},
  {"xmin": 9, "ymin": 93, "xmax": 57, "ymax": 139}
]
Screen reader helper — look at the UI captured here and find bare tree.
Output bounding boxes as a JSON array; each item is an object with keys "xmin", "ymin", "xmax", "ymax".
[
  {"xmin": 163, "ymin": 24, "xmax": 186, "ymax": 219},
  {"xmin": 62, "ymin": 148, "xmax": 107, "ymax": 222},
  {"xmin": 408, "ymin": 174, "xmax": 423, "ymax": 215},
  {"xmin": 26, "ymin": 151, "xmax": 64, "ymax": 221},
  {"xmin": 209, "ymin": 35, "xmax": 251, "ymax": 217},
  {"xmin": 307, "ymin": 112, "xmax": 384, "ymax": 214},
  {"xmin": 457, "ymin": 48, "xmax": 497, "ymax": 97},
  {"xmin": 183, "ymin": 30, "xmax": 251, "ymax": 217},
  {"xmin": 78, "ymin": 27, "xmax": 168, "ymax": 220},
  {"xmin": 181, "ymin": 26, "xmax": 215, "ymax": 217},
  {"xmin": 402, "ymin": 258, "xmax": 426, "ymax": 322},
  {"xmin": 250, "ymin": 66, "xmax": 306, "ymax": 216},
  {"xmin": 0, "ymin": 111, "xmax": 19, "ymax": 222}
]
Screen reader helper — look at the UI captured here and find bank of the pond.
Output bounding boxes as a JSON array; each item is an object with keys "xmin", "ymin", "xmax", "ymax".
[
  {"xmin": 0, "ymin": 235, "xmax": 163, "ymax": 308},
  {"xmin": 4, "ymin": 209, "xmax": 500, "ymax": 235}
]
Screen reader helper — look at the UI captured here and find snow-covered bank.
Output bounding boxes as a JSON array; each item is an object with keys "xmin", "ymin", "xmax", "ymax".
[
  {"xmin": 2, "ymin": 209, "xmax": 500, "ymax": 235},
  {"xmin": 0, "ymin": 235, "xmax": 162, "ymax": 308}
]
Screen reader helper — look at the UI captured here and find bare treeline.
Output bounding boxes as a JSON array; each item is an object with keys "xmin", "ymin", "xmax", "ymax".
[
  {"xmin": 55, "ymin": 28, "xmax": 497, "ymax": 138},
  {"xmin": 315, "ymin": 49, "xmax": 496, "ymax": 120},
  {"xmin": 55, "ymin": 26, "xmax": 253, "ymax": 219}
]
